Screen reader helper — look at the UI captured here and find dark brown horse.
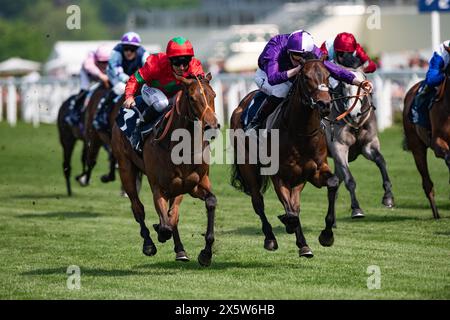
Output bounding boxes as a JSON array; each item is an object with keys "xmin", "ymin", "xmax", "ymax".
[
  {"xmin": 111, "ymin": 73, "xmax": 219, "ymax": 266},
  {"xmin": 57, "ymin": 83, "xmax": 113, "ymax": 195},
  {"xmin": 80, "ymin": 94, "xmax": 124, "ymax": 186},
  {"xmin": 230, "ymin": 57, "xmax": 339, "ymax": 258},
  {"xmin": 403, "ymin": 63, "xmax": 450, "ymax": 219}
]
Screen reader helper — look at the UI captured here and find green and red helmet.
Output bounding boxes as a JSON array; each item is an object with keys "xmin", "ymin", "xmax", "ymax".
[{"xmin": 166, "ymin": 37, "xmax": 194, "ymax": 58}]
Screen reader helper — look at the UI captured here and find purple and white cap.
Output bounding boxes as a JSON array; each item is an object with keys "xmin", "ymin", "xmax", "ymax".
[
  {"xmin": 121, "ymin": 32, "xmax": 142, "ymax": 47},
  {"xmin": 287, "ymin": 30, "xmax": 315, "ymax": 53}
]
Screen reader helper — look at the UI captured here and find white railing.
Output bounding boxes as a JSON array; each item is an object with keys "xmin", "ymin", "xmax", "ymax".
[{"xmin": 0, "ymin": 70, "xmax": 426, "ymax": 131}]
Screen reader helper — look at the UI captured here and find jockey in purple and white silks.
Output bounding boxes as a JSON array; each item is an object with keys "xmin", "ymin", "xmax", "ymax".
[
  {"xmin": 93, "ymin": 32, "xmax": 150, "ymax": 132},
  {"xmin": 247, "ymin": 30, "xmax": 373, "ymax": 131},
  {"xmin": 411, "ymin": 40, "xmax": 450, "ymax": 129}
]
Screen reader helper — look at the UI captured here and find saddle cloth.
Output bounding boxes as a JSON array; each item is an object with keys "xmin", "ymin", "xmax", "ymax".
[{"xmin": 116, "ymin": 97, "xmax": 167, "ymax": 151}]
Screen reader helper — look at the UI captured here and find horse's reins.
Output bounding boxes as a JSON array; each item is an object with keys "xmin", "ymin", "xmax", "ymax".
[
  {"xmin": 153, "ymin": 76, "xmax": 216, "ymax": 143},
  {"xmin": 330, "ymin": 80, "xmax": 371, "ymax": 121}
]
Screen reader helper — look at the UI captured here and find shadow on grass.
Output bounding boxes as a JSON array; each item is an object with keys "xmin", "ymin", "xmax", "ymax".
[
  {"xmin": 9, "ymin": 193, "xmax": 67, "ymax": 200},
  {"xmin": 397, "ymin": 202, "xmax": 450, "ymax": 211},
  {"xmin": 21, "ymin": 259, "xmax": 292, "ymax": 277},
  {"xmin": 217, "ymin": 225, "xmax": 312, "ymax": 236},
  {"xmin": 16, "ymin": 211, "xmax": 101, "ymax": 219},
  {"xmin": 435, "ymin": 230, "xmax": 450, "ymax": 236},
  {"xmin": 336, "ymin": 213, "xmax": 446, "ymax": 224}
]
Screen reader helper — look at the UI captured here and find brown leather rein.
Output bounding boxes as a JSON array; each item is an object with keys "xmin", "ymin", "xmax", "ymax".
[
  {"xmin": 153, "ymin": 76, "xmax": 215, "ymax": 143},
  {"xmin": 329, "ymin": 80, "xmax": 371, "ymax": 121}
]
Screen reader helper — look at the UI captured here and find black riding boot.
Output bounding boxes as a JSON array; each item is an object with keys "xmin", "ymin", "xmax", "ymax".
[
  {"xmin": 246, "ymin": 95, "xmax": 283, "ymax": 131},
  {"xmin": 130, "ymin": 105, "xmax": 162, "ymax": 153}
]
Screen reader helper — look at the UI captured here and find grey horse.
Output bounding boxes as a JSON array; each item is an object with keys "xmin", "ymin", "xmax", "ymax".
[{"xmin": 325, "ymin": 69, "xmax": 395, "ymax": 219}]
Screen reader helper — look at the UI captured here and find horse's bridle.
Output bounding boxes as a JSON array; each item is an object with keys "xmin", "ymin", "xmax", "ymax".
[
  {"xmin": 183, "ymin": 75, "xmax": 217, "ymax": 124},
  {"xmin": 296, "ymin": 59, "xmax": 330, "ymax": 110}
]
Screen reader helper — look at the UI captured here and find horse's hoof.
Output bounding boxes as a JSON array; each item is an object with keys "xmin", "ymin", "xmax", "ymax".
[
  {"xmin": 176, "ymin": 251, "xmax": 190, "ymax": 262},
  {"xmin": 153, "ymin": 224, "xmax": 172, "ymax": 243},
  {"xmin": 278, "ymin": 213, "xmax": 299, "ymax": 234},
  {"xmin": 198, "ymin": 250, "xmax": 212, "ymax": 267},
  {"xmin": 382, "ymin": 196, "xmax": 395, "ymax": 208},
  {"xmin": 318, "ymin": 230, "xmax": 334, "ymax": 247},
  {"xmin": 100, "ymin": 174, "xmax": 115, "ymax": 183},
  {"xmin": 76, "ymin": 174, "xmax": 89, "ymax": 187},
  {"xmin": 351, "ymin": 208, "xmax": 365, "ymax": 219},
  {"xmin": 299, "ymin": 246, "xmax": 314, "ymax": 258},
  {"xmin": 264, "ymin": 239, "xmax": 278, "ymax": 251},
  {"xmin": 142, "ymin": 242, "xmax": 157, "ymax": 256}
]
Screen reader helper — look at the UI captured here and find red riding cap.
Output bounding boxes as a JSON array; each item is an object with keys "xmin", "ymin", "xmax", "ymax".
[
  {"xmin": 166, "ymin": 37, "xmax": 195, "ymax": 58},
  {"xmin": 334, "ymin": 32, "xmax": 357, "ymax": 53}
]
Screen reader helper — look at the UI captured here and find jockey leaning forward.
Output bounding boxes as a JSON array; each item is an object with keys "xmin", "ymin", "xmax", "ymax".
[
  {"xmin": 65, "ymin": 45, "xmax": 111, "ymax": 127},
  {"xmin": 410, "ymin": 40, "xmax": 450, "ymax": 129},
  {"xmin": 246, "ymin": 30, "xmax": 373, "ymax": 131},
  {"xmin": 122, "ymin": 36, "xmax": 205, "ymax": 151},
  {"xmin": 93, "ymin": 32, "xmax": 149, "ymax": 132}
]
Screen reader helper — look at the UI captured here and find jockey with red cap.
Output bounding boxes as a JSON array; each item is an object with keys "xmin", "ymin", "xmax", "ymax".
[
  {"xmin": 321, "ymin": 32, "xmax": 377, "ymax": 73},
  {"xmin": 122, "ymin": 37, "xmax": 205, "ymax": 151},
  {"xmin": 65, "ymin": 45, "xmax": 111, "ymax": 126},
  {"xmin": 246, "ymin": 30, "xmax": 373, "ymax": 131}
]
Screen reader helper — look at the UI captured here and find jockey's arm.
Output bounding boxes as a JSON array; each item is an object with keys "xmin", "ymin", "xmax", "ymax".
[
  {"xmin": 107, "ymin": 50, "xmax": 130, "ymax": 87},
  {"xmin": 425, "ymin": 52, "xmax": 446, "ymax": 87},
  {"xmin": 355, "ymin": 44, "xmax": 377, "ymax": 73}
]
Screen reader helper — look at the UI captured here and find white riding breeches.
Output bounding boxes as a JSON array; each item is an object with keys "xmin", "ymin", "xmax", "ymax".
[
  {"xmin": 254, "ymin": 68, "xmax": 292, "ymax": 98},
  {"xmin": 141, "ymin": 85, "xmax": 170, "ymax": 112}
]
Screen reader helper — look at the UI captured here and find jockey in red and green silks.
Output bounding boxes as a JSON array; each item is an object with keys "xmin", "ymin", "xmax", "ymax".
[
  {"xmin": 122, "ymin": 37, "xmax": 205, "ymax": 151},
  {"xmin": 246, "ymin": 30, "xmax": 373, "ymax": 131}
]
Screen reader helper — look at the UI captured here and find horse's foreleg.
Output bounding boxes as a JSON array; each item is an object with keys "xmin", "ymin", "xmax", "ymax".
[
  {"xmin": 101, "ymin": 148, "xmax": 116, "ymax": 183},
  {"xmin": 166, "ymin": 195, "xmax": 189, "ymax": 261},
  {"xmin": 273, "ymin": 176, "xmax": 311, "ymax": 257},
  {"xmin": 310, "ymin": 165, "xmax": 338, "ymax": 248},
  {"xmin": 62, "ymin": 136, "xmax": 76, "ymax": 196},
  {"xmin": 362, "ymin": 140, "xmax": 395, "ymax": 208},
  {"xmin": 78, "ymin": 135, "xmax": 102, "ymax": 186},
  {"xmin": 190, "ymin": 176, "xmax": 216, "ymax": 267},
  {"xmin": 152, "ymin": 189, "xmax": 173, "ymax": 243},
  {"xmin": 432, "ymin": 136, "xmax": 450, "ymax": 184}
]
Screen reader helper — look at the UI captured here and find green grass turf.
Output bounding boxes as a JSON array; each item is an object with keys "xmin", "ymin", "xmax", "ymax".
[{"xmin": 0, "ymin": 122, "xmax": 449, "ymax": 299}]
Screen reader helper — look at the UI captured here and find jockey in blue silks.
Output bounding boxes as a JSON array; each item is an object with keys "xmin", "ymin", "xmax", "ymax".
[
  {"xmin": 93, "ymin": 32, "xmax": 149, "ymax": 132},
  {"xmin": 411, "ymin": 40, "xmax": 450, "ymax": 129},
  {"xmin": 246, "ymin": 30, "xmax": 373, "ymax": 131}
]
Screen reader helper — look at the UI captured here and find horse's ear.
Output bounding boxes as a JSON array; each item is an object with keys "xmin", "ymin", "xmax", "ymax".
[
  {"xmin": 445, "ymin": 44, "xmax": 450, "ymax": 54},
  {"xmin": 205, "ymin": 72, "xmax": 212, "ymax": 82},
  {"xmin": 320, "ymin": 54, "xmax": 328, "ymax": 62}
]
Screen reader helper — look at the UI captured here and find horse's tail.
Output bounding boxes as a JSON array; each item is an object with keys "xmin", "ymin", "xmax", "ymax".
[{"xmin": 230, "ymin": 162, "xmax": 270, "ymax": 196}]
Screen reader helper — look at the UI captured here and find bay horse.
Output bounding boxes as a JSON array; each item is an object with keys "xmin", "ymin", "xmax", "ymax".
[
  {"xmin": 79, "ymin": 94, "xmax": 124, "ymax": 187},
  {"xmin": 230, "ymin": 56, "xmax": 339, "ymax": 258},
  {"xmin": 325, "ymin": 68, "xmax": 394, "ymax": 219},
  {"xmin": 403, "ymin": 61, "xmax": 450, "ymax": 219},
  {"xmin": 57, "ymin": 83, "xmax": 115, "ymax": 195},
  {"xmin": 111, "ymin": 73, "xmax": 219, "ymax": 266}
]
